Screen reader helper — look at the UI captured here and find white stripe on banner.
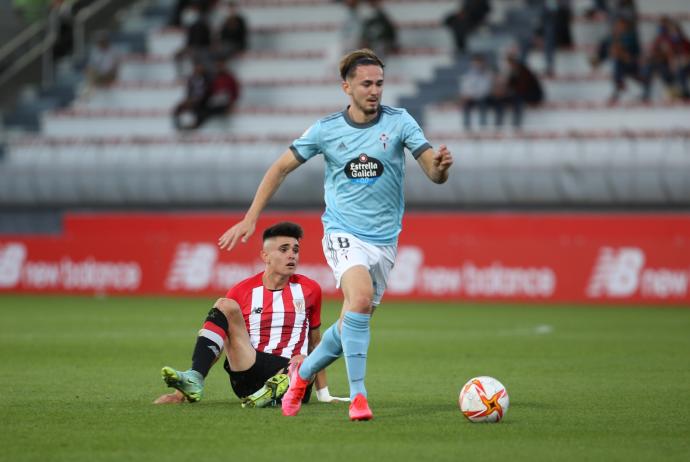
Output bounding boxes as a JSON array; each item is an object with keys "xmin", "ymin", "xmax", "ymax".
[
  {"xmin": 248, "ymin": 286, "xmax": 263, "ymax": 349},
  {"xmin": 288, "ymin": 282, "xmax": 308, "ymax": 356},
  {"xmin": 199, "ymin": 328, "xmax": 225, "ymax": 350},
  {"xmin": 265, "ymin": 290, "xmax": 285, "ymax": 352}
]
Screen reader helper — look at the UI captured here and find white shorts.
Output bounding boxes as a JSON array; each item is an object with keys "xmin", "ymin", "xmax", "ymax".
[{"xmin": 322, "ymin": 232, "xmax": 397, "ymax": 306}]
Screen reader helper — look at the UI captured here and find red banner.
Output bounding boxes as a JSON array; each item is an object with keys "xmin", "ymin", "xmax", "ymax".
[{"xmin": 1, "ymin": 212, "xmax": 688, "ymax": 304}]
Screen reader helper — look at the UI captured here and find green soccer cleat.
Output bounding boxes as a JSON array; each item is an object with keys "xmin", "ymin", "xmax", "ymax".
[
  {"xmin": 161, "ymin": 367, "xmax": 204, "ymax": 403},
  {"xmin": 241, "ymin": 373, "xmax": 289, "ymax": 409}
]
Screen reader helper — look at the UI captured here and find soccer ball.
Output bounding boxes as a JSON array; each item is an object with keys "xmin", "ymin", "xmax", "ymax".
[{"xmin": 458, "ymin": 376, "xmax": 509, "ymax": 423}]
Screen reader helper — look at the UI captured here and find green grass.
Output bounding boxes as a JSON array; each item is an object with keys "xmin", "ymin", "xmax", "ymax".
[{"xmin": 1, "ymin": 295, "xmax": 689, "ymax": 462}]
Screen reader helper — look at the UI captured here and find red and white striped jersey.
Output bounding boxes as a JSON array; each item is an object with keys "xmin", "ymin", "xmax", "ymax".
[{"xmin": 226, "ymin": 272, "xmax": 322, "ymax": 359}]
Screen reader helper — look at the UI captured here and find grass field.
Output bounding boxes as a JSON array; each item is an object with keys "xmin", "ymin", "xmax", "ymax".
[{"xmin": 1, "ymin": 295, "xmax": 689, "ymax": 462}]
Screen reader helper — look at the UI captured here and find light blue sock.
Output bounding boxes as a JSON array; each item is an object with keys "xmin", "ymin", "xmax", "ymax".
[
  {"xmin": 298, "ymin": 321, "xmax": 343, "ymax": 381},
  {"xmin": 341, "ymin": 311, "xmax": 371, "ymax": 399}
]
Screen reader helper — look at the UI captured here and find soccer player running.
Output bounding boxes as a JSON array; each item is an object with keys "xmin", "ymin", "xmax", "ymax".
[
  {"xmin": 218, "ymin": 49, "xmax": 453, "ymax": 420},
  {"xmin": 156, "ymin": 222, "xmax": 347, "ymax": 407}
]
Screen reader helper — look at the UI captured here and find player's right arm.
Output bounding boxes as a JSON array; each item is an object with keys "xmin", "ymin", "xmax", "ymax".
[{"xmin": 218, "ymin": 149, "xmax": 302, "ymax": 251}]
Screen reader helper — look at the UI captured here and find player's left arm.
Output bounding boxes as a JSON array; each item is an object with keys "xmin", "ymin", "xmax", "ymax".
[{"xmin": 416, "ymin": 144, "xmax": 454, "ymax": 184}]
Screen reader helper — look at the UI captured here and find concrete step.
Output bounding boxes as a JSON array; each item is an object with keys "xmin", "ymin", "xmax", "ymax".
[
  {"xmin": 424, "ymin": 101, "xmax": 690, "ymax": 132},
  {"xmin": 147, "ymin": 23, "xmax": 453, "ymax": 55},
  {"xmin": 74, "ymin": 79, "xmax": 417, "ymax": 110},
  {"xmin": 119, "ymin": 50, "xmax": 453, "ymax": 82}
]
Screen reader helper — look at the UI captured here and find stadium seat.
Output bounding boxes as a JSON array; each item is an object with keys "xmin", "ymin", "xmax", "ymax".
[{"xmin": 2, "ymin": 0, "xmax": 690, "ymax": 208}]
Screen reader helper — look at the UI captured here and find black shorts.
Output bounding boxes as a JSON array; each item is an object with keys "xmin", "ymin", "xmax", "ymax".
[{"xmin": 223, "ymin": 351, "xmax": 313, "ymax": 402}]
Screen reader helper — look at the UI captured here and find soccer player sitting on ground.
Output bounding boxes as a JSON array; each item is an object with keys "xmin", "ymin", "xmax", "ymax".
[
  {"xmin": 218, "ymin": 49, "xmax": 453, "ymax": 420},
  {"xmin": 155, "ymin": 222, "xmax": 347, "ymax": 407}
]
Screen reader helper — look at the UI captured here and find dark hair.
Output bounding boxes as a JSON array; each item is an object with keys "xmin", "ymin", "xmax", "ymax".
[
  {"xmin": 339, "ymin": 48, "xmax": 385, "ymax": 80},
  {"xmin": 262, "ymin": 222, "xmax": 304, "ymax": 241}
]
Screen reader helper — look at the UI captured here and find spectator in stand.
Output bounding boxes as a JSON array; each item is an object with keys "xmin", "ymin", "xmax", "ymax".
[
  {"xmin": 169, "ymin": 0, "xmax": 213, "ymax": 27},
  {"xmin": 443, "ymin": 0, "xmax": 491, "ymax": 54},
  {"xmin": 667, "ymin": 20, "xmax": 690, "ymax": 100},
  {"xmin": 640, "ymin": 16, "xmax": 678, "ymax": 101},
  {"xmin": 607, "ymin": 17, "xmax": 643, "ymax": 103},
  {"xmin": 584, "ymin": 0, "xmax": 609, "ymax": 19},
  {"xmin": 50, "ymin": 0, "xmax": 76, "ymax": 60},
  {"xmin": 85, "ymin": 32, "xmax": 120, "ymax": 89},
  {"xmin": 591, "ymin": 0, "xmax": 639, "ymax": 69},
  {"xmin": 169, "ymin": 0, "xmax": 191, "ymax": 27},
  {"xmin": 612, "ymin": 0, "xmax": 637, "ymax": 31},
  {"xmin": 458, "ymin": 54, "xmax": 497, "ymax": 130},
  {"xmin": 494, "ymin": 53, "xmax": 544, "ymax": 129},
  {"xmin": 173, "ymin": 59, "xmax": 212, "ymax": 130},
  {"xmin": 173, "ymin": 2, "xmax": 212, "ymax": 77},
  {"xmin": 214, "ymin": 0, "xmax": 248, "ymax": 58},
  {"xmin": 360, "ymin": 0, "xmax": 398, "ymax": 58},
  {"xmin": 205, "ymin": 57, "xmax": 240, "ymax": 120},
  {"xmin": 536, "ymin": 0, "xmax": 573, "ymax": 77}
]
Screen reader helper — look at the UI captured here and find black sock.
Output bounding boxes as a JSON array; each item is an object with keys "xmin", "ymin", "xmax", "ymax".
[
  {"xmin": 191, "ymin": 307, "xmax": 229, "ymax": 377},
  {"xmin": 191, "ymin": 338, "xmax": 220, "ymax": 378}
]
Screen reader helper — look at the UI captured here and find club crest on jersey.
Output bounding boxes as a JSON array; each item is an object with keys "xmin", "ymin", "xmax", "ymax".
[
  {"xmin": 344, "ymin": 153, "xmax": 384, "ymax": 185},
  {"xmin": 294, "ymin": 299, "xmax": 305, "ymax": 313},
  {"xmin": 379, "ymin": 133, "xmax": 389, "ymax": 150}
]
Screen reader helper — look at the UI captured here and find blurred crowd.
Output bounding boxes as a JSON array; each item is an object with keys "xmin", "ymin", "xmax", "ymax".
[
  {"xmin": 169, "ymin": 0, "xmax": 245, "ymax": 129},
  {"xmin": 18, "ymin": 0, "xmax": 689, "ymax": 133},
  {"xmin": 451, "ymin": 0, "xmax": 690, "ymax": 131},
  {"xmin": 587, "ymin": 0, "xmax": 690, "ymax": 104}
]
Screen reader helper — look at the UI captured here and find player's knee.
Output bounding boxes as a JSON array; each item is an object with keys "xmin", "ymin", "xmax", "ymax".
[
  {"xmin": 214, "ymin": 297, "xmax": 240, "ymax": 318},
  {"xmin": 348, "ymin": 293, "xmax": 373, "ymax": 312}
]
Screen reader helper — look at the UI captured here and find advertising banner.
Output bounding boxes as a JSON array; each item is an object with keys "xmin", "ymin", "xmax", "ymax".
[{"xmin": 1, "ymin": 212, "xmax": 688, "ymax": 304}]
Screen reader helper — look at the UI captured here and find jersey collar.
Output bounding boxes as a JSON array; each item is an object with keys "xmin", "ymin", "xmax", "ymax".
[{"xmin": 342, "ymin": 105, "xmax": 382, "ymax": 129}]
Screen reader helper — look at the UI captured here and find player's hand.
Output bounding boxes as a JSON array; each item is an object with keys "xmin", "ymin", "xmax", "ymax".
[
  {"xmin": 218, "ymin": 219, "xmax": 256, "ymax": 251},
  {"xmin": 153, "ymin": 391, "xmax": 185, "ymax": 404},
  {"xmin": 316, "ymin": 387, "xmax": 350, "ymax": 403},
  {"xmin": 433, "ymin": 144, "xmax": 453, "ymax": 173}
]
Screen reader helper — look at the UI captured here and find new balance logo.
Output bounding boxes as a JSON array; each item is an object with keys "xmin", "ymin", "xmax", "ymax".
[
  {"xmin": 208, "ymin": 345, "xmax": 219, "ymax": 356},
  {"xmin": 166, "ymin": 242, "xmax": 218, "ymax": 291},
  {"xmin": 587, "ymin": 247, "xmax": 645, "ymax": 297},
  {"xmin": 0, "ymin": 243, "xmax": 26, "ymax": 288},
  {"xmin": 252, "ymin": 306, "xmax": 263, "ymax": 314}
]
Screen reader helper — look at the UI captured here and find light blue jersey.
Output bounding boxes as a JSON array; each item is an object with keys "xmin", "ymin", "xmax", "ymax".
[{"xmin": 290, "ymin": 105, "xmax": 431, "ymax": 245}]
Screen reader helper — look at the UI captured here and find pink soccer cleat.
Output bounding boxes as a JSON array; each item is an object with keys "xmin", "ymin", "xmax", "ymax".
[
  {"xmin": 349, "ymin": 393, "xmax": 373, "ymax": 421},
  {"xmin": 281, "ymin": 360, "xmax": 310, "ymax": 416}
]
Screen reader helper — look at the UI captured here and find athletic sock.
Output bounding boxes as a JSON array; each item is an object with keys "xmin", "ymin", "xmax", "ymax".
[
  {"xmin": 191, "ymin": 307, "xmax": 228, "ymax": 377},
  {"xmin": 298, "ymin": 321, "xmax": 343, "ymax": 380},
  {"xmin": 341, "ymin": 311, "xmax": 371, "ymax": 400}
]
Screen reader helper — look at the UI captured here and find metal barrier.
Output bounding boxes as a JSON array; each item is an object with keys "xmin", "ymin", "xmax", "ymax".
[
  {"xmin": 0, "ymin": 0, "xmax": 138, "ymax": 108},
  {"xmin": 0, "ymin": 20, "xmax": 49, "ymax": 88}
]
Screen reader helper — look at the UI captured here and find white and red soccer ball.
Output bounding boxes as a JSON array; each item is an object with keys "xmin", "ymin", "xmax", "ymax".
[{"xmin": 459, "ymin": 376, "xmax": 510, "ymax": 423}]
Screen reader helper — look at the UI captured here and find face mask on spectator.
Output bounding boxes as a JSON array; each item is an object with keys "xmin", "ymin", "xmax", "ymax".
[{"xmin": 182, "ymin": 9, "xmax": 200, "ymax": 27}]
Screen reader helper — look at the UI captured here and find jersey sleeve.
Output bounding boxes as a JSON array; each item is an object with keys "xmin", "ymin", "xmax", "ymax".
[
  {"xmin": 225, "ymin": 285, "xmax": 238, "ymax": 301},
  {"xmin": 401, "ymin": 109, "xmax": 432, "ymax": 159},
  {"xmin": 289, "ymin": 120, "xmax": 322, "ymax": 163},
  {"xmin": 307, "ymin": 280, "xmax": 322, "ymax": 330}
]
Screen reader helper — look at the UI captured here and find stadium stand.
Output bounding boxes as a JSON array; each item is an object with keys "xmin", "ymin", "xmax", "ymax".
[{"xmin": 0, "ymin": 0, "xmax": 689, "ymax": 209}]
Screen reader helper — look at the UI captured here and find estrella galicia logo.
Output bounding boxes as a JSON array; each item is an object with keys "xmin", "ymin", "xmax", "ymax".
[{"xmin": 344, "ymin": 153, "xmax": 384, "ymax": 185}]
